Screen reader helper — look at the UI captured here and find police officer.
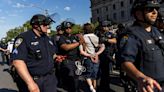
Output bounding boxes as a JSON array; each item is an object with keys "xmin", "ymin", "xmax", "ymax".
[
  {"xmin": 58, "ymin": 21, "xmax": 84, "ymax": 92},
  {"xmin": 155, "ymin": 12, "xmax": 164, "ymax": 33},
  {"xmin": 51, "ymin": 25, "xmax": 64, "ymax": 46},
  {"xmin": 98, "ymin": 20, "xmax": 117, "ymax": 91},
  {"xmin": 50, "ymin": 25, "xmax": 64, "ymax": 88},
  {"xmin": 11, "ymin": 14, "xmax": 63, "ymax": 92},
  {"xmin": 0, "ymin": 39, "xmax": 9, "ymax": 65},
  {"xmin": 118, "ymin": 0, "xmax": 164, "ymax": 92}
]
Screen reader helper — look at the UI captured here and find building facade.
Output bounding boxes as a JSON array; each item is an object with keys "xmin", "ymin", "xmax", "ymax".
[{"xmin": 90, "ymin": 0, "xmax": 164, "ymax": 25}]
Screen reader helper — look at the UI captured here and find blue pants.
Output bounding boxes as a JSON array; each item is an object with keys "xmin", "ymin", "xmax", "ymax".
[{"xmin": 83, "ymin": 58, "xmax": 100, "ymax": 79}]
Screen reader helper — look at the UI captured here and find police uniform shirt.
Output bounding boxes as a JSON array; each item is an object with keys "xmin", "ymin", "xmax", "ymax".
[
  {"xmin": 100, "ymin": 31, "xmax": 116, "ymax": 55},
  {"xmin": 11, "ymin": 30, "xmax": 56, "ymax": 76},
  {"xmin": 118, "ymin": 25, "xmax": 164, "ymax": 81},
  {"xmin": 58, "ymin": 35, "xmax": 80, "ymax": 60},
  {"xmin": 119, "ymin": 34, "xmax": 140, "ymax": 63}
]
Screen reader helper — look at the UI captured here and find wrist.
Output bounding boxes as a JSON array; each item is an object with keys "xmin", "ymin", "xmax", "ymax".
[
  {"xmin": 26, "ymin": 78, "xmax": 35, "ymax": 86},
  {"xmin": 136, "ymin": 74, "xmax": 147, "ymax": 82}
]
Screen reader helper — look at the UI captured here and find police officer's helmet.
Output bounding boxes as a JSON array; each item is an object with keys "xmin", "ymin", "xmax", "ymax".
[
  {"xmin": 30, "ymin": 14, "xmax": 52, "ymax": 26},
  {"xmin": 56, "ymin": 25, "xmax": 62, "ymax": 31},
  {"xmin": 131, "ymin": 0, "xmax": 160, "ymax": 14},
  {"xmin": 100, "ymin": 20, "xmax": 112, "ymax": 27},
  {"xmin": 61, "ymin": 21, "xmax": 74, "ymax": 30}
]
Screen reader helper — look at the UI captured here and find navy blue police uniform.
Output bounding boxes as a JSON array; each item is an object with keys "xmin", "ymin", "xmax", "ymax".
[
  {"xmin": 0, "ymin": 42, "xmax": 9, "ymax": 65},
  {"xmin": 98, "ymin": 21, "xmax": 117, "ymax": 91},
  {"xmin": 119, "ymin": 22, "xmax": 164, "ymax": 91},
  {"xmin": 58, "ymin": 34, "xmax": 80, "ymax": 92},
  {"xmin": 50, "ymin": 25, "xmax": 63, "ymax": 88},
  {"xmin": 99, "ymin": 31, "xmax": 117, "ymax": 91},
  {"xmin": 11, "ymin": 30, "xmax": 57, "ymax": 92}
]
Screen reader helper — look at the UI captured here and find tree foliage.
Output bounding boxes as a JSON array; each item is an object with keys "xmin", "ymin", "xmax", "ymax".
[
  {"xmin": 4, "ymin": 21, "xmax": 32, "ymax": 43},
  {"xmin": 3, "ymin": 21, "xmax": 98, "ymax": 44}
]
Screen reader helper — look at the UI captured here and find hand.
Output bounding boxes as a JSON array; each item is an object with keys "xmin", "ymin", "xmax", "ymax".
[
  {"xmin": 55, "ymin": 55, "xmax": 67, "ymax": 63},
  {"xmin": 90, "ymin": 54, "xmax": 99, "ymax": 63},
  {"xmin": 27, "ymin": 82, "xmax": 40, "ymax": 92},
  {"xmin": 4, "ymin": 50, "xmax": 10, "ymax": 55},
  {"xmin": 137, "ymin": 76, "xmax": 162, "ymax": 92}
]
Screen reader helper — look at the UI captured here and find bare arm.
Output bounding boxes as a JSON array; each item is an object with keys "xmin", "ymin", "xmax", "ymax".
[
  {"xmin": 12, "ymin": 60, "xmax": 40, "ymax": 92},
  {"xmin": 107, "ymin": 38, "xmax": 117, "ymax": 44},
  {"xmin": 79, "ymin": 45, "xmax": 91, "ymax": 57},
  {"xmin": 96, "ymin": 44, "xmax": 105, "ymax": 55},
  {"xmin": 60, "ymin": 42, "xmax": 80, "ymax": 51},
  {"xmin": 0, "ymin": 47, "xmax": 7, "ymax": 52}
]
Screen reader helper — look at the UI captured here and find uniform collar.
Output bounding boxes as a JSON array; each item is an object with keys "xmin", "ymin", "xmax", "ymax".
[{"xmin": 31, "ymin": 30, "xmax": 47, "ymax": 39}]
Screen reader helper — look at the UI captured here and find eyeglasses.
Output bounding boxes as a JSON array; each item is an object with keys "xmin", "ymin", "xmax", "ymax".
[{"xmin": 145, "ymin": 7, "xmax": 159, "ymax": 12}]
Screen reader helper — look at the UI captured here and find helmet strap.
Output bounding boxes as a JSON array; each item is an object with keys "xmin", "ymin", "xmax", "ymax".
[{"xmin": 33, "ymin": 25, "xmax": 45, "ymax": 35}]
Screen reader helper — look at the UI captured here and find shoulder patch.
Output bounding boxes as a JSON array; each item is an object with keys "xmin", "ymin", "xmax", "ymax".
[
  {"xmin": 123, "ymin": 35, "xmax": 129, "ymax": 39},
  {"xmin": 14, "ymin": 38, "xmax": 23, "ymax": 48},
  {"xmin": 119, "ymin": 35, "xmax": 129, "ymax": 48}
]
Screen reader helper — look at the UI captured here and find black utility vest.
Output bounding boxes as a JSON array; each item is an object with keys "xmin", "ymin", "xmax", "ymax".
[{"xmin": 127, "ymin": 26, "xmax": 164, "ymax": 82}]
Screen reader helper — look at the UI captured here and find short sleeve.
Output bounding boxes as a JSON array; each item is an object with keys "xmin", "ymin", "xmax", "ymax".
[
  {"xmin": 58, "ymin": 36, "xmax": 66, "ymax": 46},
  {"xmin": 11, "ymin": 37, "xmax": 28, "ymax": 61},
  {"xmin": 119, "ymin": 35, "xmax": 140, "ymax": 63}
]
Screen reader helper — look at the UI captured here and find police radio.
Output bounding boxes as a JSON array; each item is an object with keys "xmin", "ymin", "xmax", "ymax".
[{"xmin": 154, "ymin": 36, "xmax": 164, "ymax": 50}]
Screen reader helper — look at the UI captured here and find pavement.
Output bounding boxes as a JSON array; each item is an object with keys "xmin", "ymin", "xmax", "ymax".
[
  {"xmin": 0, "ymin": 62, "xmax": 18, "ymax": 92},
  {"xmin": 0, "ymin": 59, "xmax": 125, "ymax": 92}
]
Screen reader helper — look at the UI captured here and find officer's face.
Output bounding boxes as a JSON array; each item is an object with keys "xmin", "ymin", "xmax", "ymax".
[
  {"xmin": 144, "ymin": 7, "xmax": 158, "ymax": 23},
  {"xmin": 57, "ymin": 30, "xmax": 64, "ymax": 35},
  {"xmin": 40, "ymin": 24, "xmax": 49, "ymax": 33},
  {"xmin": 65, "ymin": 27, "xmax": 72, "ymax": 34}
]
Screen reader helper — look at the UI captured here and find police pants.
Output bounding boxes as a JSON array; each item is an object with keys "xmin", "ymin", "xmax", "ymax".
[
  {"xmin": 15, "ymin": 72, "xmax": 57, "ymax": 92},
  {"xmin": 99, "ymin": 54, "xmax": 112, "ymax": 91},
  {"xmin": 60, "ymin": 60, "xmax": 79, "ymax": 92}
]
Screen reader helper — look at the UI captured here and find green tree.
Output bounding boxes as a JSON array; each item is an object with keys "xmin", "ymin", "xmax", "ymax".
[{"xmin": 72, "ymin": 24, "xmax": 83, "ymax": 34}]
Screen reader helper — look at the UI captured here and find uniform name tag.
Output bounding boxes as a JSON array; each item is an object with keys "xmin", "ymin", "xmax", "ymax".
[
  {"xmin": 49, "ymin": 40, "xmax": 54, "ymax": 45},
  {"xmin": 31, "ymin": 41, "xmax": 39, "ymax": 45},
  {"xmin": 66, "ymin": 40, "xmax": 71, "ymax": 43},
  {"xmin": 146, "ymin": 39, "xmax": 154, "ymax": 44}
]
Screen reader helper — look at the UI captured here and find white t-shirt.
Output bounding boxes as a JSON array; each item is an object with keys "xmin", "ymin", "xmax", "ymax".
[
  {"xmin": 80, "ymin": 33, "xmax": 99, "ymax": 55},
  {"xmin": 7, "ymin": 42, "xmax": 14, "ymax": 53}
]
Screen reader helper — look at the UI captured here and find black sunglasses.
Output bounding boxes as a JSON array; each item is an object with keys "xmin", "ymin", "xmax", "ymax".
[{"xmin": 145, "ymin": 7, "xmax": 159, "ymax": 12}]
